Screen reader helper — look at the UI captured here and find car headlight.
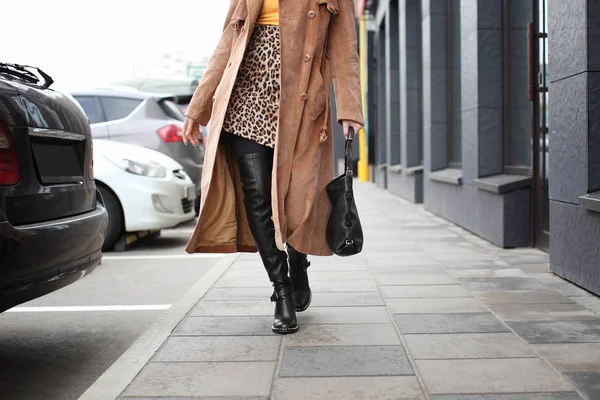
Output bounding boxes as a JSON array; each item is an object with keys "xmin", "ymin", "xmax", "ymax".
[{"xmin": 122, "ymin": 159, "xmax": 167, "ymax": 178}]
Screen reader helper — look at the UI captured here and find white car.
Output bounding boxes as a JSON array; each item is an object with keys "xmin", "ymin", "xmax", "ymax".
[{"xmin": 93, "ymin": 139, "xmax": 196, "ymax": 250}]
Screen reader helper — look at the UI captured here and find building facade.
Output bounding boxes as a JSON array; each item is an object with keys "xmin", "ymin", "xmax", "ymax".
[{"xmin": 358, "ymin": 0, "xmax": 600, "ymax": 295}]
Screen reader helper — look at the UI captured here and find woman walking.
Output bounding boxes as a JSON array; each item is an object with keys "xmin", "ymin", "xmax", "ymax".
[{"xmin": 182, "ymin": 0, "xmax": 363, "ymax": 334}]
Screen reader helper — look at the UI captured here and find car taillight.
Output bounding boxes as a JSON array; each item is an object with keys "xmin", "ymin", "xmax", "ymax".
[
  {"xmin": 89, "ymin": 140, "xmax": 94, "ymax": 180},
  {"xmin": 0, "ymin": 123, "xmax": 19, "ymax": 186},
  {"xmin": 157, "ymin": 124, "xmax": 184, "ymax": 143}
]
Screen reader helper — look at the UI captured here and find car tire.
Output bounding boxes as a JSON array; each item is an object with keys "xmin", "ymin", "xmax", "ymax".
[{"xmin": 97, "ymin": 183, "xmax": 124, "ymax": 251}]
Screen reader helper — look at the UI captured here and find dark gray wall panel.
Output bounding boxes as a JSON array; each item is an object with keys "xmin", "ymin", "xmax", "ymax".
[
  {"xmin": 388, "ymin": 172, "xmax": 424, "ymax": 203},
  {"xmin": 550, "ymin": 200, "xmax": 600, "ymax": 295},
  {"xmin": 548, "ymin": 73, "xmax": 588, "ymax": 204},
  {"xmin": 548, "ymin": 0, "xmax": 587, "ymax": 82},
  {"xmin": 588, "ymin": 72, "xmax": 600, "ymax": 192}
]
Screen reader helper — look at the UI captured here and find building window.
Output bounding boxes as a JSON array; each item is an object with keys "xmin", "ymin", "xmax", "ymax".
[
  {"xmin": 447, "ymin": 0, "xmax": 462, "ymax": 167},
  {"xmin": 503, "ymin": 0, "xmax": 533, "ymax": 175}
]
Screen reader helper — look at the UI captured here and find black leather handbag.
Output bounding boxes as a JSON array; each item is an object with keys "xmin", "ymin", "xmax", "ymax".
[{"xmin": 325, "ymin": 127, "xmax": 364, "ymax": 256}]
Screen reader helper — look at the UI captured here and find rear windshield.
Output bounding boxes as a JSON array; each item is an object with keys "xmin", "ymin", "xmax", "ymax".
[{"xmin": 159, "ymin": 99, "xmax": 186, "ymax": 122}]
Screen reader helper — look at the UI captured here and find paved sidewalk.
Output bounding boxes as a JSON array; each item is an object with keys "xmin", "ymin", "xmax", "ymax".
[{"xmin": 88, "ymin": 183, "xmax": 600, "ymax": 399}]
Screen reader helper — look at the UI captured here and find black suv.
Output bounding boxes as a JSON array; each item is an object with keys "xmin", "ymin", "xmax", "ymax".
[{"xmin": 0, "ymin": 63, "xmax": 108, "ymax": 312}]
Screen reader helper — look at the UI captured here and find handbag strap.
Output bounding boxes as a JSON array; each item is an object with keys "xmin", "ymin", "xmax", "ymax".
[{"xmin": 344, "ymin": 127, "xmax": 355, "ymax": 226}]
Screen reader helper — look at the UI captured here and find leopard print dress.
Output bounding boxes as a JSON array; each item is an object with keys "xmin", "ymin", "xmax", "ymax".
[{"xmin": 222, "ymin": 25, "xmax": 281, "ymax": 148}]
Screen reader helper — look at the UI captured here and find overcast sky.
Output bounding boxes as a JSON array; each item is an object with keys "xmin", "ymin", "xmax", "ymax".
[{"xmin": 2, "ymin": 0, "xmax": 229, "ymax": 90}]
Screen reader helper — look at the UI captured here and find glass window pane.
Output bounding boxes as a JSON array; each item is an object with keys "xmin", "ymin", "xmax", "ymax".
[
  {"xmin": 73, "ymin": 96, "xmax": 104, "ymax": 124},
  {"xmin": 100, "ymin": 97, "xmax": 143, "ymax": 122}
]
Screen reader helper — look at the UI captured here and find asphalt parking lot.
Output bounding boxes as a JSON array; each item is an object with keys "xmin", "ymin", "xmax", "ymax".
[{"xmin": 0, "ymin": 222, "xmax": 223, "ymax": 400}]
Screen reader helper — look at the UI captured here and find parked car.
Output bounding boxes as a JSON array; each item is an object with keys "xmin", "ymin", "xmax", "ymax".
[
  {"xmin": 70, "ymin": 86, "xmax": 204, "ymax": 214},
  {"xmin": 0, "ymin": 63, "xmax": 108, "ymax": 312},
  {"xmin": 93, "ymin": 139, "xmax": 196, "ymax": 251},
  {"xmin": 112, "ymin": 77, "xmax": 199, "ymax": 113}
]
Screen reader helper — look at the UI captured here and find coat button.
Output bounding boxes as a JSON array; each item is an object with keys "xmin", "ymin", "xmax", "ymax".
[
  {"xmin": 304, "ymin": 54, "xmax": 311, "ymax": 62},
  {"xmin": 308, "ymin": 10, "xmax": 316, "ymax": 18},
  {"xmin": 300, "ymin": 93, "xmax": 308, "ymax": 100}
]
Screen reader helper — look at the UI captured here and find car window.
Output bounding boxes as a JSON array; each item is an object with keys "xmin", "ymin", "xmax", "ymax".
[
  {"xmin": 100, "ymin": 97, "xmax": 143, "ymax": 122},
  {"xmin": 159, "ymin": 99, "xmax": 186, "ymax": 122},
  {"xmin": 73, "ymin": 96, "xmax": 105, "ymax": 124}
]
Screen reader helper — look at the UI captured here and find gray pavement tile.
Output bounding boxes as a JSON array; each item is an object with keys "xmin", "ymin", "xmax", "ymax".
[
  {"xmin": 429, "ymin": 393, "xmax": 581, "ymax": 400},
  {"xmin": 203, "ymin": 287, "xmax": 268, "ymax": 301},
  {"xmin": 501, "ymin": 255, "xmax": 550, "ymax": 264},
  {"xmin": 309, "ymin": 255, "xmax": 367, "ymax": 265},
  {"xmin": 459, "ymin": 277, "xmax": 547, "ymax": 291},
  {"xmin": 531, "ymin": 343, "xmax": 600, "ymax": 372},
  {"xmin": 487, "ymin": 303, "xmax": 599, "ymax": 322},
  {"xmin": 566, "ymin": 372, "xmax": 600, "ymax": 400},
  {"xmin": 572, "ymin": 296, "xmax": 600, "ymax": 314},
  {"xmin": 404, "ymin": 333, "xmax": 535, "ymax": 359},
  {"xmin": 371, "ymin": 265, "xmax": 447, "ymax": 275},
  {"xmin": 516, "ymin": 263, "xmax": 552, "ymax": 273},
  {"xmin": 308, "ymin": 263, "xmax": 370, "ymax": 271},
  {"xmin": 382, "ymin": 285, "xmax": 471, "ymax": 298},
  {"xmin": 283, "ymin": 324, "xmax": 401, "ymax": 347},
  {"xmin": 310, "ymin": 280, "xmax": 378, "ymax": 292},
  {"xmin": 297, "ymin": 306, "xmax": 390, "ymax": 324},
  {"xmin": 528, "ymin": 273, "xmax": 566, "ymax": 284},
  {"xmin": 190, "ymin": 301, "xmax": 272, "ymax": 316},
  {"xmin": 388, "ymin": 298, "xmax": 487, "ymax": 314},
  {"xmin": 122, "ymin": 362, "xmax": 275, "ymax": 397},
  {"xmin": 279, "ymin": 346, "xmax": 413, "ymax": 377},
  {"xmin": 378, "ymin": 274, "xmax": 457, "ymax": 286},
  {"xmin": 447, "ymin": 269, "xmax": 530, "ymax": 279},
  {"xmin": 472, "ymin": 290, "xmax": 574, "ymax": 305},
  {"xmin": 310, "ymin": 292, "xmax": 384, "ymax": 307},
  {"xmin": 215, "ymin": 276, "xmax": 271, "ymax": 288},
  {"xmin": 368, "ymin": 258, "xmax": 440, "ymax": 267},
  {"xmin": 549, "ymin": 283, "xmax": 595, "ymax": 297},
  {"xmin": 273, "ymin": 377, "xmax": 425, "ymax": 399},
  {"xmin": 121, "ymin": 397, "xmax": 269, "ymax": 400},
  {"xmin": 394, "ymin": 313, "xmax": 509, "ymax": 334},
  {"xmin": 436, "ymin": 260, "xmax": 498, "ymax": 269},
  {"xmin": 307, "ymin": 271, "xmax": 373, "ymax": 281},
  {"xmin": 222, "ymin": 268, "xmax": 265, "ymax": 278},
  {"xmin": 175, "ymin": 317, "xmax": 276, "ymax": 336},
  {"xmin": 508, "ymin": 320, "xmax": 600, "ymax": 344},
  {"xmin": 366, "ymin": 251, "xmax": 431, "ymax": 260},
  {"xmin": 153, "ymin": 336, "xmax": 281, "ymax": 362},
  {"xmin": 415, "ymin": 358, "xmax": 574, "ymax": 394}
]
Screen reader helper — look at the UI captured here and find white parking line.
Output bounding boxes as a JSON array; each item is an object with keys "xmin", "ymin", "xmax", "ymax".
[
  {"xmin": 102, "ymin": 254, "xmax": 225, "ymax": 261},
  {"xmin": 6, "ymin": 305, "xmax": 172, "ymax": 313}
]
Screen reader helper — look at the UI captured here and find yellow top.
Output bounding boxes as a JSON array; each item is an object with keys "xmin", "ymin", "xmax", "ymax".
[{"xmin": 256, "ymin": 0, "xmax": 279, "ymax": 26}]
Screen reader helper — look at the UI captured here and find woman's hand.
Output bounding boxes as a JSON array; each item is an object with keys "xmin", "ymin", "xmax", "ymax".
[
  {"xmin": 341, "ymin": 120, "xmax": 363, "ymax": 140},
  {"xmin": 182, "ymin": 116, "xmax": 202, "ymax": 147}
]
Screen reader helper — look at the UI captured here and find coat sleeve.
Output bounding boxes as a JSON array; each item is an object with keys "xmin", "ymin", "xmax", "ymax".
[
  {"xmin": 326, "ymin": 0, "xmax": 364, "ymax": 126},
  {"xmin": 185, "ymin": 0, "xmax": 237, "ymax": 126}
]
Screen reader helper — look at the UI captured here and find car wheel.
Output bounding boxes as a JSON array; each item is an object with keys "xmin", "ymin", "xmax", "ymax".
[{"xmin": 97, "ymin": 183, "xmax": 124, "ymax": 251}]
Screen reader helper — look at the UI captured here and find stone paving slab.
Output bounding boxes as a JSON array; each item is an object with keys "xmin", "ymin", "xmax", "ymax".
[
  {"xmin": 174, "ymin": 316, "xmax": 276, "ymax": 336},
  {"xmin": 308, "ymin": 291, "xmax": 384, "ymax": 307},
  {"xmin": 531, "ymin": 343, "xmax": 600, "ymax": 372},
  {"xmin": 153, "ymin": 336, "xmax": 281, "ymax": 362},
  {"xmin": 382, "ymin": 285, "xmax": 471, "ymax": 298},
  {"xmin": 459, "ymin": 277, "xmax": 548, "ymax": 291},
  {"xmin": 296, "ymin": 306, "xmax": 391, "ymax": 324},
  {"xmin": 190, "ymin": 301, "xmax": 273, "ymax": 316},
  {"xmin": 122, "ymin": 362, "xmax": 275, "ymax": 398},
  {"xmin": 388, "ymin": 298, "xmax": 487, "ymax": 314},
  {"xmin": 404, "ymin": 333, "xmax": 535, "ymax": 359},
  {"xmin": 394, "ymin": 313, "xmax": 510, "ymax": 334},
  {"xmin": 447, "ymin": 268, "xmax": 530, "ymax": 278},
  {"xmin": 306, "ymin": 270, "xmax": 373, "ymax": 281},
  {"xmin": 472, "ymin": 289, "xmax": 575, "ymax": 305},
  {"xmin": 272, "ymin": 377, "xmax": 425, "ymax": 400},
  {"xmin": 573, "ymin": 296, "xmax": 600, "ymax": 315},
  {"xmin": 370, "ymin": 265, "xmax": 448, "ymax": 275},
  {"xmin": 282, "ymin": 324, "xmax": 401, "ymax": 347},
  {"xmin": 279, "ymin": 346, "xmax": 413, "ymax": 377},
  {"xmin": 507, "ymin": 320, "xmax": 600, "ymax": 343},
  {"xmin": 428, "ymin": 394, "xmax": 582, "ymax": 400},
  {"xmin": 310, "ymin": 279, "xmax": 378, "ymax": 292},
  {"xmin": 415, "ymin": 358, "xmax": 574, "ymax": 394},
  {"xmin": 486, "ymin": 303, "xmax": 599, "ymax": 322},
  {"xmin": 377, "ymin": 274, "xmax": 458, "ymax": 286},
  {"xmin": 549, "ymin": 283, "xmax": 595, "ymax": 297},
  {"xmin": 203, "ymin": 287, "xmax": 272, "ymax": 301},
  {"xmin": 565, "ymin": 372, "xmax": 600, "ymax": 399}
]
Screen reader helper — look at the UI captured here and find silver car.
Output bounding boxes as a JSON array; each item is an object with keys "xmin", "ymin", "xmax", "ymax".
[{"xmin": 71, "ymin": 86, "xmax": 205, "ymax": 212}]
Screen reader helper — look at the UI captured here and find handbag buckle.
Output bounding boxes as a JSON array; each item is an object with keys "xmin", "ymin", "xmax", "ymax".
[{"xmin": 345, "ymin": 239, "xmax": 354, "ymax": 247}]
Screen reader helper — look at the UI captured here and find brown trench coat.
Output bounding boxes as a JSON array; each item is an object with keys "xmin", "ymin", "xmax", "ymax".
[{"xmin": 184, "ymin": 0, "xmax": 364, "ymax": 256}]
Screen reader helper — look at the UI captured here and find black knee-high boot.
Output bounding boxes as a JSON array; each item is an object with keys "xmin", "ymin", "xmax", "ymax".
[
  {"xmin": 237, "ymin": 153, "xmax": 298, "ymax": 334},
  {"xmin": 287, "ymin": 244, "xmax": 311, "ymax": 312}
]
